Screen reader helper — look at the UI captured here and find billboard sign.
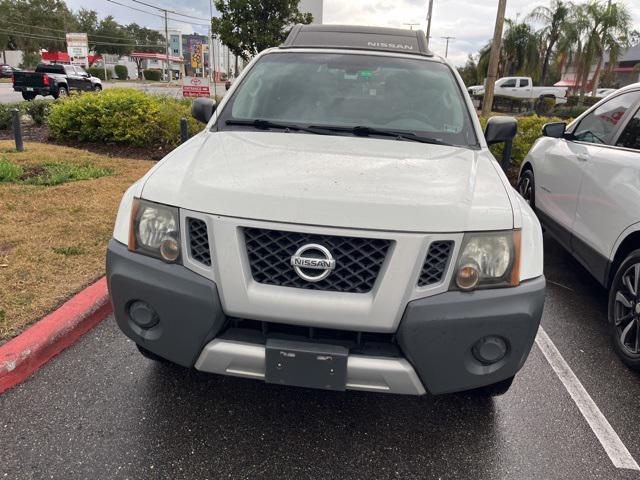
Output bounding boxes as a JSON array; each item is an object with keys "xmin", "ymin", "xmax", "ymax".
[
  {"xmin": 183, "ymin": 76, "xmax": 210, "ymax": 97},
  {"xmin": 191, "ymin": 44, "xmax": 203, "ymax": 69},
  {"xmin": 66, "ymin": 33, "xmax": 89, "ymax": 66}
]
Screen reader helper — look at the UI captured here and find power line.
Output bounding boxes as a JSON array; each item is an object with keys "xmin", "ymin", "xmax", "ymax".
[
  {"xmin": 129, "ymin": 0, "xmax": 211, "ymax": 22},
  {"xmin": 0, "ymin": 29, "xmax": 164, "ymax": 48},
  {"xmin": 105, "ymin": 0, "xmax": 211, "ymax": 26},
  {"xmin": 0, "ymin": 20, "xmax": 148, "ymax": 42}
]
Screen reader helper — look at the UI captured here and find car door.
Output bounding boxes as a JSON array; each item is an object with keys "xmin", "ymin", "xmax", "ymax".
[
  {"xmin": 495, "ymin": 78, "xmax": 517, "ymax": 98},
  {"xmin": 74, "ymin": 66, "xmax": 93, "ymax": 91},
  {"xmin": 516, "ymin": 78, "xmax": 531, "ymax": 99},
  {"xmin": 571, "ymin": 89, "xmax": 640, "ymax": 281},
  {"xmin": 64, "ymin": 65, "xmax": 80, "ymax": 90}
]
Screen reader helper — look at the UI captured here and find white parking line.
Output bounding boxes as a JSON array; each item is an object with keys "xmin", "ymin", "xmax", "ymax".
[{"xmin": 536, "ymin": 327, "xmax": 640, "ymax": 471}]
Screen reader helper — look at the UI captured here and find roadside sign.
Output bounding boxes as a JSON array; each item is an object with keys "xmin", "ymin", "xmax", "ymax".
[
  {"xmin": 66, "ymin": 32, "xmax": 89, "ymax": 67},
  {"xmin": 191, "ymin": 44, "xmax": 202, "ymax": 69},
  {"xmin": 183, "ymin": 76, "xmax": 210, "ymax": 98}
]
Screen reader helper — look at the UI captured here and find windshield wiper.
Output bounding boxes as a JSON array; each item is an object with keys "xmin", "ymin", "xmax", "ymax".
[
  {"xmin": 307, "ymin": 124, "xmax": 451, "ymax": 146},
  {"xmin": 225, "ymin": 119, "xmax": 329, "ymax": 135}
]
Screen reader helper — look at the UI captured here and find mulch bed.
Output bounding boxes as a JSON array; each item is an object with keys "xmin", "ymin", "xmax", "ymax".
[{"xmin": 0, "ymin": 125, "xmax": 165, "ymax": 160}]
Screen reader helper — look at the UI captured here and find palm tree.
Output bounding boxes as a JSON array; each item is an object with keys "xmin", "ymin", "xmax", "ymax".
[
  {"xmin": 528, "ymin": 0, "xmax": 572, "ymax": 85},
  {"xmin": 501, "ymin": 19, "xmax": 541, "ymax": 78},
  {"xmin": 590, "ymin": 1, "xmax": 634, "ymax": 95}
]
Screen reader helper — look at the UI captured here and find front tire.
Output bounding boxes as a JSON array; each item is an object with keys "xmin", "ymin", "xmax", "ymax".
[
  {"xmin": 93, "ymin": 84, "xmax": 102, "ymax": 92},
  {"xmin": 136, "ymin": 344, "xmax": 169, "ymax": 364},
  {"xmin": 608, "ymin": 250, "xmax": 640, "ymax": 370},
  {"xmin": 469, "ymin": 376, "xmax": 514, "ymax": 397},
  {"xmin": 517, "ymin": 168, "xmax": 535, "ymax": 209}
]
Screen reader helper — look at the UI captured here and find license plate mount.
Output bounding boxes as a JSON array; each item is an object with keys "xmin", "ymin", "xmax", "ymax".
[{"xmin": 265, "ymin": 338, "xmax": 348, "ymax": 391}]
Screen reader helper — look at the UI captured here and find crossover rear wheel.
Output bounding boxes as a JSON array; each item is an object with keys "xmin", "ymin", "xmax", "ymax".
[
  {"xmin": 517, "ymin": 168, "xmax": 535, "ymax": 209},
  {"xmin": 609, "ymin": 249, "xmax": 640, "ymax": 370}
]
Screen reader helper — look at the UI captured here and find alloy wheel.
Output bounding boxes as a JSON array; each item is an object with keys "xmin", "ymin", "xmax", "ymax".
[
  {"xmin": 518, "ymin": 176, "xmax": 532, "ymax": 205},
  {"xmin": 613, "ymin": 263, "xmax": 640, "ymax": 355}
]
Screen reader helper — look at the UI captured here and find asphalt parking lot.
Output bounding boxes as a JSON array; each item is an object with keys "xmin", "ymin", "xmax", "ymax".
[{"xmin": 3, "ymin": 234, "xmax": 640, "ymax": 479}]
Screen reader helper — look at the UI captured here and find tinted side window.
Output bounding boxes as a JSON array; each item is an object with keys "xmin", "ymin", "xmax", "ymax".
[
  {"xmin": 573, "ymin": 91, "xmax": 640, "ymax": 144},
  {"xmin": 64, "ymin": 65, "xmax": 75, "ymax": 75},
  {"xmin": 519, "ymin": 79, "xmax": 529, "ymax": 87},
  {"xmin": 501, "ymin": 79, "xmax": 516, "ymax": 88},
  {"xmin": 616, "ymin": 108, "xmax": 640, "ymax": 151}
]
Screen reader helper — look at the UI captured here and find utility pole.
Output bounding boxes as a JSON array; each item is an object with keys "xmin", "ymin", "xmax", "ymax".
[
  {"xmin": 208, "ymin": 0, "xmax": 215, "ymax": 87},
  {"xmin": 425, "ymin": 0, "xmax": 434, "ymax": 49},
  {"xmin": 164, "ymin": 10, "xmax": 169, "ymax": 82},
  {"xmin": 403, "ymin": 23, "xmax": 419, "ymax": 30},
  {"xmin": 482, "ymin": 0, "xmax": 507, "ymax": 117},
  {"xmin": 441, "ymin": 36, "xmax": 455, "ymax": 58}
]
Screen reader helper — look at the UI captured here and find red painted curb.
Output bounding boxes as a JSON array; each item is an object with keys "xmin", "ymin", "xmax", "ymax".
[{"xmin": 0, "ymin": 277, "xmax": 112, "ymax": 394}]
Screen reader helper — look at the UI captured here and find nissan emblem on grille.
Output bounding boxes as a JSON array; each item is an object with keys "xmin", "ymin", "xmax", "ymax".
[{"xmin": 290, "ymin": 244, "xmax": 336, "ymax": 282}]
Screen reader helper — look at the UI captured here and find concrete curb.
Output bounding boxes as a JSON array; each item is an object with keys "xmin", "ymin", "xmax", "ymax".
[{"xmin": 0, "ymin": 277, "xmax": 111, "ymax": 394}]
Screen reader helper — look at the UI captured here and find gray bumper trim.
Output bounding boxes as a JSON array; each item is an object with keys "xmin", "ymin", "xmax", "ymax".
[
  {"xmin": 397, "ymin": 276, "xmax": 546, "ymax": 395},
  {"xmin": 195, "ymin": 339, "xmax": 426, "ymax": 395}
]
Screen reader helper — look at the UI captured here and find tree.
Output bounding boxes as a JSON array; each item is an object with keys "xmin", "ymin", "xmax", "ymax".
[
  {"xmin": 457, "ymin": 55, "xmax": 480, "ymax": 86},
  {"xmin": 211, "ymin": 0, "xmax": 312, "ymax": 61},
  {"xmin": 124, "ymin": 24, "xmax": 165, "ymax": 79},
  {"xmin": 528, "ymin": 0, "xmax": 572, "ymax": 85},
  {"xmin": 501, "ymin": 19, "xmax": 541, "ymax": 79},
  {"xmin": 589, "ymin": 1, "xmax": 634, "ymax": 95},
  {"xmin": 0, "ymin": 0, "xmax": 76, "ymax": 58}
]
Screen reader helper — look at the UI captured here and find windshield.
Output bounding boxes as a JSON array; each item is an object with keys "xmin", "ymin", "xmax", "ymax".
[{"xmin": 216, "ymin": 52, "xmax": 478, "ymax": 148}]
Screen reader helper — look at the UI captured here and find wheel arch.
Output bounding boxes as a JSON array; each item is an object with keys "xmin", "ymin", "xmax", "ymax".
[{"xmin": 608, "ymin": 229, "xmax": 640, "ymax": 288}]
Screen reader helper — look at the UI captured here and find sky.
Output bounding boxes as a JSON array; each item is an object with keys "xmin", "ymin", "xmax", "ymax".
[{"xmin": 64, "ymin": 0, "xmax": 640, "ymax": 67}]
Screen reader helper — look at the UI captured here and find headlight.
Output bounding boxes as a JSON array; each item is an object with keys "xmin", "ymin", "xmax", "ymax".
[
  {"xmin": 452, "ymin": 230, "xmax": 521, "ymax": 291},
  {"xmin": 128, "ymin": 198, "xmax": 180, "ymax": 262}
]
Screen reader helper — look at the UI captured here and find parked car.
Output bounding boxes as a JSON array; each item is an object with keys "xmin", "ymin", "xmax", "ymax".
[
  {"xmin": 472, "ymin": 76, "xmax": 568, "ymax": 105},
  {"xmin": 107, "ymin": 25, "xmax": 545, "ymax": 397},
  {"xmin": 0, "ymin": 64, "xmax": 16, "ymax": 78},
  {"xmin": 595, "ymin": 88, "xmax": 617, "ymax": 98},
  {"xmin": 12, "ymin": 63, "xmax": 102, "ymax": 100},
  {"xmin": 518, "ymin": 82, "xmax": 640, "ymax": 369}
]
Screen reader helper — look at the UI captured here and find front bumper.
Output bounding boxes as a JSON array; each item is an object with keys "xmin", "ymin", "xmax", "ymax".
[{"xmin": 107, "ymin": 239, "xmax": 545, "ymax": 395}]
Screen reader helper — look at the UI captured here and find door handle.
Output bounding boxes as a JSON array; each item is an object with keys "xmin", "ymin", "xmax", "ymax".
[{"xmin": 576, "ymin": 153, "xmax": 589, "ymax": 162}]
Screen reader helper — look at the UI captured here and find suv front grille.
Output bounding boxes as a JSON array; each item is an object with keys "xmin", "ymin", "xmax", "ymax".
[
  {"xmin": 244, "ymin": 228, "xmax": 390, "ymax": 293},
  {"xmin": 418, "ymin": 241, "xmax": 454, "ymax": 286},
  {"xmin": 188, "ymin": 218, "xmax": 211, "ymax": 266}
]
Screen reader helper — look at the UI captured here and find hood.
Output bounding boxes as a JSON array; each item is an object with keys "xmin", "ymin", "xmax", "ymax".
[{"xmin": 141, "ymin": 131, "xmax": 513, "ymax": 232}]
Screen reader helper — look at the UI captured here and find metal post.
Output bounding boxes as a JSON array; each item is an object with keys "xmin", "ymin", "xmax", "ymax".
[
  {"xmin": 11, "ymin": 109, "xmax": 23, "ymax": 152},
  {"xmin": 164, "ymin": 10, "xmax": 170, "ymax": 82},
  {"xmin": 180, "ymin": 118, "xmax": 189, "ymax": 143},
  {"xmin": 502, "ymin": 139, "xmax": 513, "ymax": 171},
  {"xmin": 425, "ymin": 0, "xmax": 434, "ymax": 49}
]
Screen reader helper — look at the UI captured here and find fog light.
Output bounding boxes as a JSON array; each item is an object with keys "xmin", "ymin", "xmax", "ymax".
[
  {"xmin": 128, "ymin": 301, "xmax": 159, "ymax": 329},
  {"xmin": 456, "ymin": 262, "xmax": 480, "ymax": 290},
  {"xmin": 472, "ymin": 336, "xmax": 507, "ymax": 365},
  {"xmin": 160, "ymin": 236, "xmax": 180, "ymax": 262}
]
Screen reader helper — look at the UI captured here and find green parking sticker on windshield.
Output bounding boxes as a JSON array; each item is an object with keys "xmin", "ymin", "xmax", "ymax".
[{"xmin": 359, "ymin": 69, "xmax": 373, "ymax": 78}]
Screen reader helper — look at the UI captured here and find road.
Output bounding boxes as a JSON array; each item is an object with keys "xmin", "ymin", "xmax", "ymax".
[
  {"xmin": 0, "ymin": 81, "xmax": 228, "ymax": 104},
  {"xmin": 2, "ymin": 235, "xmax": 640, "ymax": 479}
]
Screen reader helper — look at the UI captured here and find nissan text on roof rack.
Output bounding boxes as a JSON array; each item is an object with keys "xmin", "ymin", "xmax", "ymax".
[{"xmin": 107, "ymin": 25, "xmax": 546, "ymax": 397}]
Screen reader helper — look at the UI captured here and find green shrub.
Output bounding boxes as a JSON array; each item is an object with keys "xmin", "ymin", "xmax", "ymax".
[
  {"xmin": 0, "ymin": 103, "xmax": 17, "ymax": 130},
  {"xmin": 143, "ymin": 69, "xmax": 162, "ymax": 81},
  {"xmin": 566, "ymin": 95, "xmax": 600, "ymax": 107},
  {"xmin": 23, "ymin": 99, "xmax": 52, "ymax": 125},
  {"xmin": 87, "ymin": 67, "xmax": 113, "ymax": 81},
  {"xmin": 48, "ymin": 88, "xmax": 205, "ymax": 148},
  {"xmin": 479, "ymin": 114, "xmax": 569, "ymax": 168},
  {"xmin": 114, "ymin": 65, "xmax": 128, "ymax": 80}
]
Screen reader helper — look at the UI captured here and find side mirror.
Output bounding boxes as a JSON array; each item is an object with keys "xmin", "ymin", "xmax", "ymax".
[
  {"xmin": 484, "ymin": 116, "xmax": 517, "ymax": 145},
  {"xmin": 191, "ymin": 98, "xmax": 216, "ymax": 124},
  {"xmin": 542, "ymin": 122, "xmax": 566, "ymax": 138}
]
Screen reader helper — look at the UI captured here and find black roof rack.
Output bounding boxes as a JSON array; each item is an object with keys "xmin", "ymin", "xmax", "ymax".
[{"xmin": 281, "ymin": 24, "xmax": 433, "ymax": 57}]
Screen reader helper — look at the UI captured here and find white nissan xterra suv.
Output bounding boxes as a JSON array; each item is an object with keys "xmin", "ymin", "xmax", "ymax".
[{"xmin": 107, "ymin": 25, "xmax": 545, "ymax": 397}]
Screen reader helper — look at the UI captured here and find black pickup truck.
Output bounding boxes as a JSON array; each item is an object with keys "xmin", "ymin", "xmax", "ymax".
[{"xmin": 12, "ymin": 63, "xmax": 102, "ymax": 100}]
